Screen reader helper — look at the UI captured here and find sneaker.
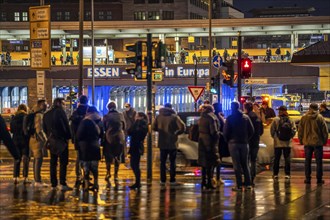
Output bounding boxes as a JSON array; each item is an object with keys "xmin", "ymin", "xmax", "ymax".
[
  {"xmin": 273, "ymin": 175, "xmax": 279, "ymax": 180},
  {"xmin": 285, "ymin": 175, "xmax": 291, "ymax": 179},
  {"xmin": 245, "ymin": 186, "xmax": 253, "ymax": 190},
  {"xmin": 232, "ymin": 186, "xmax": 243, "ymax": 191},
  {"xmin": 34, "ymin": 182, "xmax": 49, "ymax": 187},
  {"xmin": 60, "ymin": 185, "xmax": 73, "ymax": 191},
  {"xmin": 23, "ymin": 178, "xmax": 32, "ymax": 184},
  {"xmin": 13, "ymin": 178, "xmax": 19, "ymax": 185},
  {"xmin": 304, "ymin": 179, "xmax": 311, "ymax": 184},
  {"xmin": 317, "ymin": 180, "xmax": 325, "ymax": 185}
]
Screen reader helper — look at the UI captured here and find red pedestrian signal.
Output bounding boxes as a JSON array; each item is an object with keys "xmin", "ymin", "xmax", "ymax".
[{"xmin": 241, "ymin": 58, "xmax": 252, "ymax": 79}]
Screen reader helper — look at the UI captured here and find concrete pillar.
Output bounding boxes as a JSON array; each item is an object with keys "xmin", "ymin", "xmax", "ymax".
[
  {"xmin": 27, "ymin": 77, "xmax": 52, "ymax": 109},
  {"xmin": 175, "ymin": 37, "xmax": 180, "ymax": 53},
  {"xmin": 159, "ymin": 34, "xmax": 165, "ymax": 42}
]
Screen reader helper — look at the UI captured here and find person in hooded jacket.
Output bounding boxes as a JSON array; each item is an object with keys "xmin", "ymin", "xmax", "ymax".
[
  {"xmin": 244, "ymin": 102, "xmax": 264, "ymax": 186},
  {"xmin": 270, "ymin": 105, "xmax": 296, "ymax": 180},
  {"xmin": 69, "ymin": 95, "xmax": 89, "ymax": 188},
  {"xmin": 127, "ymin": 112, "xmax": 148, "ymax": 190},
  {"xmin": 28, "ymin": 99, "xmax": 48, "ymax": 187},
  {"xmin": 153, "ymin": 103, "xmax": 185, "ymax": 185},
  {"xmin": 103, "ymin": 101, "xmax": 126, "ymax": 188},
  {"xmin": 76, "ymin": 106, "xmax": 103, "ymax": 192},
  {"xmin": 298, "ymin": 103, "xmax": 328, "ymax": 185},
  {"xmin": 224, "ymin": 102, "xmax": 254, "ymax": 191},
  {"xmin": 10, "ymin": 104, "xmax": 30, "ymax": 184},
  {"xmin": 198, "ymin": 104, "xmax": 221, "ymax": 190}
]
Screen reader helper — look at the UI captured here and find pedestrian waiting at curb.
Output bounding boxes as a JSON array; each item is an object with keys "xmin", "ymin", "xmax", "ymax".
[
  {"xmin": 270, "ymin": 105, "xmax": 296, "ymax": 181},
  {"xmin": 127, "ymin": 112, "xmax": 148, "ymax": 190}
]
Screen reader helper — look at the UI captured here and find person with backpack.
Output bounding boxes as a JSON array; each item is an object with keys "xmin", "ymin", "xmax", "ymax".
[
  {"xmin": 270, "ymin": 105, "xmax": 296, "ymax": 181},
  {"xmin": 69, "ymin": 95, "xmax": 89, "ymax": 189},
  {"xmin": 298, "ymin": 103, "xmax": 328, "ymax": 185},
  {"xmin": 76, "ymin": 106, "xmax": 103, "ymax": 192},
  {"xmin": 26, "ymin": 99, "xmax": 48, "ymax": 187},
  {"xmin": 43, "ymin": 98, "xmax": 72, "ymax": 191},
  {"xmin": 224, "ymin": 102, "xmax": 254, "ymax": 191},
  {"xmin": 198, "ymin": 104, "xmax": 221, "ymax": 190},
  {"xmin": 123, "ymin": 103, "xmax": 137, "ymax": 161},
  {"xmin": 153, "ymin": 103, "xmax": 185, "ymax": 186},
  {"xmin": 10, "ymin": 104, "xmax": 30, "ymax": 184},
  {"xmin": 102, "ymin": 101, "xmax": 126, "ymax": 188},
  {"xmin": 127, "ymin": 112, "xmax": 148, "ymax": 190},
  {"xmin": 244, "ymin": 102, "xmax": 264, "ymax": 186}
]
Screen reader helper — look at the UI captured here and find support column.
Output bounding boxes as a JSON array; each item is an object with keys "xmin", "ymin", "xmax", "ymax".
[{"xmin": 175, "ymin": 37, "xmax": 180, "ymax": 53}]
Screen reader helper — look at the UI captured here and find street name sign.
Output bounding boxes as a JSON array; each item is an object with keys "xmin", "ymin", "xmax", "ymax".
[
  {"xmin": 29, "ymin": 5, "xmax": 50, "ymax": 70},
  {"xmin": 188, "ymin": 86, "xmax": 205, "ymax": 102},
  {"xmin": 244, "ymin": 78, "xmax": 268, "ymax": 84}
]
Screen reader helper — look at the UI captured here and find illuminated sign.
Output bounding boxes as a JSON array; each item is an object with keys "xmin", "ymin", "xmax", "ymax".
[{"xmin": 87, "ymin": 67, "xmax": 120, "ymax": 78}]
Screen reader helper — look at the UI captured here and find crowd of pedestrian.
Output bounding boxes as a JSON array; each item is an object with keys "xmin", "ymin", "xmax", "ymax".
[{"xmin": 0, "ymin": 96, "xmax": 328, "ymax": 193}]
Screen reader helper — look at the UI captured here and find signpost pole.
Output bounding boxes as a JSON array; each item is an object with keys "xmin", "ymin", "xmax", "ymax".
[
  {"xmin": 194, "ymin": 55, "xmax": 198, "ymax": 112},
  {"xmin": 147, "ymin": 33, "xmax": 153, "ymax": 183},
  {"xmin": 78, "ymin": 0, "xmax": 84, "ymax": 96},
  {"xmin": 237, "ymin": 32, "xmax": 242, "ymax": 107},
  {"xmin": 91, "ymin": 0, "xmax": 95, "ymax": 105}
]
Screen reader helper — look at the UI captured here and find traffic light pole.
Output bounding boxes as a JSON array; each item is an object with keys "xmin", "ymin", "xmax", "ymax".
[
  {"xmin": 146, "ymin": 34, "xmax": 153, "ymax": 183},
  {"xmin": 78, "ymin": 0, "xmax": 84, "ymax": 96},
  {"xmin": 237, "ymin": 33, "xmax": 242, "ymax": 108},
  {"xmin": 194, "ymin": 56, "xmax": 198, "ymax": 112}
]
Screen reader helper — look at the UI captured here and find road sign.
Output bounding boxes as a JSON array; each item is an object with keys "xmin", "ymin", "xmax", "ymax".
[
  {"xmin": 188, "ymin": 86, "xmax": 205, "ymax": 102},
  {"xmin": 30, "ymin": 40, "xmax": 50, "ymax": 69},
  {"xmin": 244, "ymin": 78, "xmax": 268, "ymax": 84},
  {"xmin": 29, "ymin": 5, "xmax": 51, "ymax": 70},
  {"xmin": 212, "ymin": 55, "xmax": 223, "ymax": 69}
]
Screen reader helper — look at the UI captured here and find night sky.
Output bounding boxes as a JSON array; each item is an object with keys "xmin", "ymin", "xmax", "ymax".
[{"xmin": 233, "ymin": 0, "xmax": 330, "ymax": 17}]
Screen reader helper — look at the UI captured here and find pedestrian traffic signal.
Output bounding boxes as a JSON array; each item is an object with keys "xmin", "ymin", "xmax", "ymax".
[
  {"xmin": 125, "ymin": 41, "xmax": 144, "ymax": 80},
  {"xmin": 241, "ymin": 58, "xmax": 252, "ymax": 79},
  {"xmin": 222, "ymin": 60, "xmax": 235, "ymax": 87}
]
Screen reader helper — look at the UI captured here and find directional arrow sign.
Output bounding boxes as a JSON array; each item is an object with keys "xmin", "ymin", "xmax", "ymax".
[
  {"xmin": 29, "ymin": 6, "xmax": 50, "ymax": 22},
  {"xmin": 30, "ymin": 40, "xmax": 50, "ymax": 69},
  {"xmin": 212, "ymin": 55, "xmax": 223, "ymax": 69},
  {"xmin": 30, "ymin": 21, "xmax": 50, "ymax": 40},
  {"xmin": 188, "ymin": 86, "xmax": 205, "ymax": 102}
]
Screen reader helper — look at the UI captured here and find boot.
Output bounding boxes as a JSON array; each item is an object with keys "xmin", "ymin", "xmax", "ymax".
[{"xmin": 206, "ymin": 179, "xmax": 216, "ymax": 190}]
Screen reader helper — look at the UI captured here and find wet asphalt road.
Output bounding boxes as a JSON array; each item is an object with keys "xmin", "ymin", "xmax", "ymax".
[{"xmin": 0, "ymin": 148, "xmax": 329, "ymax": 220}]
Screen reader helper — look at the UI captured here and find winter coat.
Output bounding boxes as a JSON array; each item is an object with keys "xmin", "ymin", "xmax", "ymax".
[
  {"xmin": 43, "ymin": 106, "xmax": 71, "ymax": 155},
  {"xmin": 69, "ymin": 104, "xmax": 88, "ymax": 150},
  {"xmin": 198, "ymin": 112, "xmax": 220, "ymax": 167},
  {"xmin": 262, "ymin": 107, "xmax": 276, "ymax": 120},
  {"xmin": 152, "ymin": 107, "xmax": 185, "ymax": 150},
  {"xmin": 29, "ymin": 105, "xmax": 47, "ymax": 158},
  {"xmin": 128, "ymin": 119, "xmax": 148, "ymax": 156},
  {"xmin": 102, "ymin": 110, "xmax": 126, "ymax": 157},
  {"xmin": 0, "ymin": 115, "xmax": 19, "ymax": 159},
  {"xmin": 10, "ymin": 110, "xmax": 29, "ymax": 149},
  {"xmin": 247, "ymin": 111, "xmax": 264, "ymax": 148},
  {"xmin": 224, "ymin": 110, "xmax": 254, "ymax": 144},
  {"xmin": 123, "ymin": 107, "xmax": 136, "ymax": 133},
  {"xmin": 298, "ymin": 110, "xmax": 328, "ymax": 147},
  {"xmin": 270, "ymin": 115, "xmax": 296, "ymax": 148},
  {"xmin": 320, "ymin": 108, "xmax": 330, "ymax": 118},
  {"xmin": 76, "ymin": 112, "xmax": 102, "ymax": 161}
]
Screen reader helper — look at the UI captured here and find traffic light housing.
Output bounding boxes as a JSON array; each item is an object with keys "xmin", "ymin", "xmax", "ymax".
[
  {"xmin": 210, "ymin": 76, "xmax": 220, "ymax": 94},
  {"xmin": 241, "ymin": 58, "xmax": 252, "ymax": 79},
  {"xmin": 125, "ymin": 41, "xmax": 145, "ymax": 80},
  {"xmin": 155, "ymin": 40, "xmax": 166, "ymax": 68},
  {"xmin": 222, "ymin": 60, "xmax": 234, "ymax": 87}
]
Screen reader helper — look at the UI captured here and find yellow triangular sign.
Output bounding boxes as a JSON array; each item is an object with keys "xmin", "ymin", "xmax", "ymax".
[{"xmin": 188, "ymin": 86, "xmax": 205, "ymax": 102}]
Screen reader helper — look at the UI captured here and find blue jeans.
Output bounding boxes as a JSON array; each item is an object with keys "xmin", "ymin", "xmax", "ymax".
[
  {"xmin": 304, "ymin": 146, "xmax": 323, "ymax": 181},
  {"xmin": 229, "ymin": 143, "xmax": 251, "ymax": 187},
  {"xmin": 160, "ymin": 149, "xmax": 177, "ymax": 183}
]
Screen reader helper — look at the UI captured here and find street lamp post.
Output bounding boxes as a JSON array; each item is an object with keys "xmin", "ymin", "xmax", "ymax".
[
  {"xmin": 78, "ymin": 0, "xmax": 84, "ymax": 96},
  {"xmin": 208, "ymin": 0, "xmax": 212, "ymax": 102},
  {"xmin": 91, "ymin": 0, "xmax": 95, "ymax": 105}
]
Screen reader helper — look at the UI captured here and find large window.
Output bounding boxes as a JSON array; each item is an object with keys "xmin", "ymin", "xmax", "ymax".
[
  {"xmin": 134, "ymin": 0, "xmax": 145, "ymax": 3},
  {"xmin": 162, "ymin": 11, "xmax": 174, "ymax": 20},
  {"xmin": 134, "ymin": 11, "xmax": 146, "ymax": 20},
  {"xmin": 148, "ymin": 11, "xmax": 160, "ymax": 20},
  {"xmin": 64, "ymin": 12, "xmax": 70, "ymax": 20},
  {"xmin": 14, "ymin": 12, "xmax": 20, "ymax": 21},
  {"xmin": 85, "ymin": 11, "xmax": 91, "ymax": 20},
  {"xmin": 56, "ymin": 12, "xmax": 62, "ymax": 21},
  {"xmin": 22, "ymin": 12, "xmax": 28, "ymax": 21},
  {"xmin": 1, "ymin": 12, "xmax": 6, "ymax": 21}
]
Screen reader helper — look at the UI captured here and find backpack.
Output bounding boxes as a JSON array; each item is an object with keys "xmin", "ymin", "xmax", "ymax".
[
  {"xmin": 23, "ymin": 112, "xmax": 36, "ymax": 137},
  {"xmin": 188, "ymin": 124, "xmax": 199, "ymax": 142},
  {"xmin": 277, "ymin": 117, "xmax": 295, "ymax": 141}
]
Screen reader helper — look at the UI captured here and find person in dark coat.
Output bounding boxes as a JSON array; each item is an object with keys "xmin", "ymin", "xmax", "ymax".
[
  {"xmin": 127, "ymin": 112, "xmax": 148, "ymax": 190},
  {"xmin": 103, "ymin": 101, "xmax": 126, "ymax": 188},
  {"xmin": 69, "ymin": 95, "xmax": 89, "ymax": 188},
  {"xmin": 261, "ymin": 100, "xmax": 276, "ymax": 121},
  {"xmin": 198, "ymin": 104, "xmax": 221, "ymax": 190},
  {"xmin": 76, "ymin": 106, "xmax": 103, "ymax": 192},
  {"xmin": 0, "ymin": 115, "xmax": 20, "ymax": 160},
  {"xmin": 43, "ymin": 98, "xmax": 72, "ymax": 191},
  {"xmin": 319, "ymin": 103, "xmax": 330, "ymax": 118},
  {"xmin": 213, "ymin": 103, "xmax": 227, "ymax": 186},
  {"xmin": 153, "ymin": 103, "xmax": 185, "ymax": 185},
  {"xmin": 244, "ymin": 102, "xmax": 264, "ymax": 186},
  {"xmin": 10, "ymin": 104, "xmax": 30, "ymax": 184},
  {"xmin": 224, "ymin": 102, "xmax": 254, "ymax": 191},
  {"xmin": 123, "ymin": 103, "xmax": 137, "ymax": 162}
]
